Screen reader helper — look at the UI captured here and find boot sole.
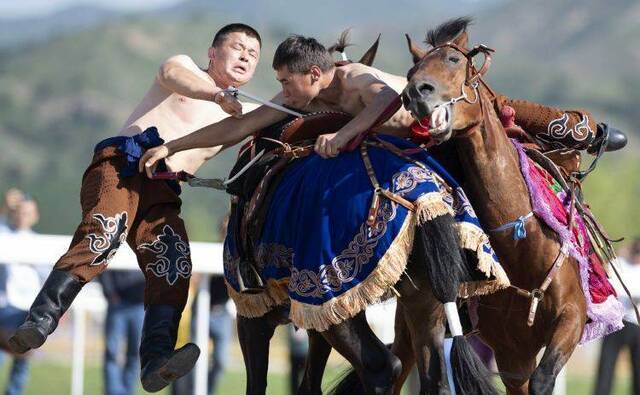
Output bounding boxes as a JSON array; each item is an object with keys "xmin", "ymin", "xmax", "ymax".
[
  {"xmin": 8, "ymin": 326, "xmax": 46, "ymax": 354},
  {"xmin": 142, "ymin": 344, "xmax": 201, "ymax": 392}
]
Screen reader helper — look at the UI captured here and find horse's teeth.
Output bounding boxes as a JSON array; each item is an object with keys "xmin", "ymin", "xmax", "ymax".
[{"xmin": 430, "ymin": 106, "xmax": 447, "ymax": 130}]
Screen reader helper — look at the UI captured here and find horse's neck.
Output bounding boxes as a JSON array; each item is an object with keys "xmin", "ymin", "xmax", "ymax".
[{"xmin": 456, "ymin": 90, "xmax": 545, "ymax": 273}]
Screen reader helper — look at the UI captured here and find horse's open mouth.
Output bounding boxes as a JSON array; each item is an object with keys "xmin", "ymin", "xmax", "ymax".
[
  {"xmin": 429, "ymin": 105, "xmax": 451, "ymax": 133},
  {"xmin": 411, "ymin": 103, "xmax": 453, "ymax": 143}
]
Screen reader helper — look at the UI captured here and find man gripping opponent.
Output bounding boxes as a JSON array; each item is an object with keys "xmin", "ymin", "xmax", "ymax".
[
  {"xmin": 9, "ymin": 23, "xmax": 261, "ymax": 393},
  {"xmin": 140, "ymin": 34, "xmax": 624, "ymax": 170}
]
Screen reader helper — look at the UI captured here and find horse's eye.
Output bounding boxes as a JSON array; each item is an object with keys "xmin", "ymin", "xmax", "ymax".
[{"xmin": 448, "ymin": 56, "xmax": 460, "ymax": 64}]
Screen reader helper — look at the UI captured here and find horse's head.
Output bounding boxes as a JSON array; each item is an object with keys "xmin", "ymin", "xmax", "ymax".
[{"xmin": 402, "ymin": 17, "xmax": 494, "ymax": 143}]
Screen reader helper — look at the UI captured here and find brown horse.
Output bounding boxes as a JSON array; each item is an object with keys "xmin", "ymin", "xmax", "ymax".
[
  {"xmin": 235, "ymin": 33, "xmax": 414, "ymax": 395},
  {"xmin": 402, "ymin": 17, "xmax": 587, "ymax": 394},
  {"xmin": 236, "ymin": 29, "xmax": 502, "ymax": 394}
]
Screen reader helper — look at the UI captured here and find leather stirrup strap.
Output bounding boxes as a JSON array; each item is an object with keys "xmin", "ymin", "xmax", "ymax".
[{"xmin": 360, "ymin": 145, "xmax": 415, "ymax": 227}]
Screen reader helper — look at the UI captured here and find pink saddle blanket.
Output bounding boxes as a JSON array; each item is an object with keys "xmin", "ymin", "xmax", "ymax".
[{"xmin": 514, "ymin": 140, "xmax": 624, "ymax": 343}]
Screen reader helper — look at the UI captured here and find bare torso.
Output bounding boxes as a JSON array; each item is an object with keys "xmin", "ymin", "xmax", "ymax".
[
  {"xmin": 305, "ymin": 63, "xmax": 414, "ymax": 136},
  {"xmin": 119, "ymin": 59, "xmax": 257, "ymax": 174}
]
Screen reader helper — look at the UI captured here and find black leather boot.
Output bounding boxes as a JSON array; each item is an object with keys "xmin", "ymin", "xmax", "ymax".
[
  {"xmin": 8, "ymin": 269, "xmax": 84, "ymax": 353},
  {"xmin": 588, "ymin": 123, "xmax": 628, "ymax": 154},
  {"xmin": 140, "ymin": 305, "xmax": 200, "ymax": 393}
]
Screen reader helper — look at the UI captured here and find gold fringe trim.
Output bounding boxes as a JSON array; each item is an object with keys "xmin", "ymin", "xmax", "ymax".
[
  {"xmin": 454, "ymin": 222, "xmax": 510, "ymax": 298},
  {"xmin": 414, "ymin": 192, "xmax": 454, "ymax": 223},
  {"xmin": 227, "ymin": 192, "xmax": 509, "ymax": 325},
  {"xmin": 289, "ymin": 212, "xmax": 417, "ymax": 331},
  {"xmin": 225, "ymin": 278, "xmax": 290, "ymax": 318}
]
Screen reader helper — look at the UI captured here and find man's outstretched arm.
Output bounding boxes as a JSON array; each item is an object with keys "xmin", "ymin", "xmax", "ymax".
[
  {"xmin": 139, "ymin": 103, "xmax": 287, "ymax": 177},
  {"xmin": 315, "ymin": 72, "xmax": 399, "ymax": 158}
]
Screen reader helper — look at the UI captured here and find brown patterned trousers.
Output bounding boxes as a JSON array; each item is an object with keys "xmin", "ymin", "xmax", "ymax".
[{"xmin": 53, "ymin": 145, "xmax": 191, "ymax": 310}]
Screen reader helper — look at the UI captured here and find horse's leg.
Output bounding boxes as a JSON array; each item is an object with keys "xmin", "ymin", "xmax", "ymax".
[
  {"xmin": 237, "ymin": 306, "xmax": 288, "ymax": 395},
  {"xmin": 400, "ymin": 288, "xmax": 449, "ymax": 395},
  {"xmin": 528, "ymin": 306, "xmax": 583, "ymax": 395},
  {"xmin": 297, "ymin": 329, "xmax": 331, "ymax": 395},
  {"xmin": 322, "ymin": 311, "xmax": 401, "ymax": 395},
  {"xmin": 493, "ymin": 347, "xmax": 537, "ymax": 395},
  {"xmin": 390, "ymin": 303, "xmax": 416, "ymax": 395}
]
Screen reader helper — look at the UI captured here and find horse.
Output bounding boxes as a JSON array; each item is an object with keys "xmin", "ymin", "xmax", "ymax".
[
  {"xmin": 401, "ymin": 17, "xmax": 592, "ymax": 394},
  {"xmin": 231, "ymin": 30, "xmax": 500, "ymax": 395},
  {"xmin": 233, "ymin": 33, "xmax": 399, "ymax": 395}
]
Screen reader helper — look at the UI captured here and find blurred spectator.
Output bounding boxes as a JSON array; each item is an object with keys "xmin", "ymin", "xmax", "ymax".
[
  {"xmin": 206, "ymin": 275, "xmax": 232, "ymax": 395},
  {"xmin": 593, "ymin": 239, "xmax": 640, "ymax": 395},
  {"xmin": 0, "ymin": 196, "xmax": 41, "ymax": 395},
  {"xmin": 173, "ymin": 274, "xmax": 233, "ymax": 395},
  {"xmin": 173, "ymin": 214, "xmax": 233, "ymax": 395},
  {"xmin": 205, "ymin": 215, "xmax": 233, "ymax": 395},
  {"xmin": 287, "ymin": 324, "xmax": 309, "ymax": 395},
  {"xmin": 0, "ymin": 188, "xmax": 25, "ymax": 228},
  {"xmin": 171, "ymin": 280, "xmax": 197, "ymax": 395},
  {"xmin": 98, "ymin": 270, "xmax": 146, "ymax": 395}
]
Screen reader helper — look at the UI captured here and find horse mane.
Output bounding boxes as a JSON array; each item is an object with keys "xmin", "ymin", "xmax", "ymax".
[
  {"xmin": 327, "ymin": 28, "xmax": 354, "ymax": 54},
  {"xmin": 425, "ymin": 16, "xmax": 473, "ymax": 47}
]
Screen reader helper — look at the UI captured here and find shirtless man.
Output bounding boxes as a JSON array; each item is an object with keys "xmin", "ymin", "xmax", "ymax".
[
  {"xmin": 139, "ymin": 35, "xmax": 407, "ymax": 172},
  {"xmin": 9, "ymin": 23, "xmax": 261, "ymax": 393},
  {"xmin": 140, "ymin": 34, "xmax": 618, "ymax": 172}
]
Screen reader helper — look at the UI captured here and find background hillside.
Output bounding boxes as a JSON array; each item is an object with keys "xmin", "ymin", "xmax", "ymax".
[{"xmin": 1, "ymin": 0, "xmax": 638, "ymax": 241}]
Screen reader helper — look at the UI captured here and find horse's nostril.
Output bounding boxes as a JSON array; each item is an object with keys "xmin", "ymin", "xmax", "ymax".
[{"xmin": 417, "ymin": 82, "xmax": 435, "ymax": 96}]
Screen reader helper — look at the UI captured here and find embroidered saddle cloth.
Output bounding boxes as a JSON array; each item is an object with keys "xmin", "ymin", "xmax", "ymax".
[{"xmin": 224, "ymin": 134, "xmax": 509, "ymax": 331}]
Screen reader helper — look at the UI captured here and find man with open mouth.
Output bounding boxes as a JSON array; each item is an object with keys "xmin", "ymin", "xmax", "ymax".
[
  {"xmin": 8, "ymin": 23, "xmax": 262, "ymax": 393},
  {"xmin": 140, "ymin": 34, "xmax": 624, "ymax": 165}
]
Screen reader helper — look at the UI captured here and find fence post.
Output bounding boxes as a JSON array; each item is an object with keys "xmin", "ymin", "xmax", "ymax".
[
  {"xmin": 193, "ymin": 274, "xmax": 211, "ymax": 395},
  {"xmin": 71, "ymin": 306, "xmax": 86, "ymax": 395}
]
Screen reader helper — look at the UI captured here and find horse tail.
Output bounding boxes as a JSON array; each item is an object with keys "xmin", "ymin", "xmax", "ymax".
[
  {"xmin": 417, "ymin": 214, "xmax": 498, "ymax": 395},
  {"xmin": 449, "ymin": 336, "xmax": 498, "ymax": 395},
  {"xmin": 327, "ymin": 29, "xmax": 380, "ymax": 66},
  {"xmin": 327, "ymin": 28, "xmax": 353, "ymax": 61}
]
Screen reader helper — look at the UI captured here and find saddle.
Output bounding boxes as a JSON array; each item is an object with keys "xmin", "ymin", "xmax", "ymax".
[
  {"xmin": 227, "ymin": 111, "xmax": 353, "ymax": 292},
  {"xmin": 497, "ymin": 103, "xmax": 619, "ymax": 267}
]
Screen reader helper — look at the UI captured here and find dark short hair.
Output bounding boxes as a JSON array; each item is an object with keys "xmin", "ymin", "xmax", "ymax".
[
  {"xmin": 272, "ymin": 35, "xmax": 334, "ymax": 73},
  {"xmin": 212, "ymin": 23, "xmax": 262, "ymax": 48}
]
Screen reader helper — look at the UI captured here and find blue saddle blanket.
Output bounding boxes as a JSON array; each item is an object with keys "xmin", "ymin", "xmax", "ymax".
[{"xmin": 224, "ymin": 135, "xmax": 508, "ymax": 331}]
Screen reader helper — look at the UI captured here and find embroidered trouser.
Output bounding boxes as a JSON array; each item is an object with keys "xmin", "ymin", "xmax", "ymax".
[{"xmin": 53, "ymin": 146, "xmax": 191, "ymax": 310}]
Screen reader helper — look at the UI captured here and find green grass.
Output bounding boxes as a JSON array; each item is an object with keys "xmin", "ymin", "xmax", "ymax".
[
  {"xmin": 0, "ymin": 360, "xmax": 632, "ymax": 394},
  {"xmin": 0, "ymin": 360, "xmax": 289, "ymax": 395}
]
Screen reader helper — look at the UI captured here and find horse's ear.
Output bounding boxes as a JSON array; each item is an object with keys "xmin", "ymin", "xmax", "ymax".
[
  {"xmin": 358, "ymin": 33, "xmax": 381, "ymax": 66},
  {"xmin": 405, "ymin": 34, "xmax": 426, "ymax": 64},
  {"xmin": 452, "ymin": 31, "xmax": 468, "ymax": 49}
]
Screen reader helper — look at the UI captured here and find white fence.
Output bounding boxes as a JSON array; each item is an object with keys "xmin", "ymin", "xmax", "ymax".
[
  {"xmin": 0, "ymin": 232, "xmax": 568, "ymax": 395},
  {"xmin": 0, "ymin": 232, "xmax": 222, "ymax": 395}
]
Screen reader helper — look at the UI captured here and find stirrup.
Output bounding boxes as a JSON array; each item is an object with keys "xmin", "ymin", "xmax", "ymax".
[{"xmin": 236, "ymin": 263, "xmax": 265, "ymax": 294}]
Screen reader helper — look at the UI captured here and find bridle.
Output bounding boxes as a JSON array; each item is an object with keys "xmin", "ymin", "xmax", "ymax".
[
  {"xmin": 409, "ymin": 41, "xmax": 495, "ymax": 86},
  {"xmin": 407, "ymin": 42, "xmax": 496, "ymax": 133}
]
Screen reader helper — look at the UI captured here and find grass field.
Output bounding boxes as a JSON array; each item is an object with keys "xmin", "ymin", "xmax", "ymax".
[
  {"xmin": 0, "ymin": 360, "xmax": 632, "ymax": 395},
  {"xmin": 0, "ymin": 318, "xmax": 633, "ymax": 394}
]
